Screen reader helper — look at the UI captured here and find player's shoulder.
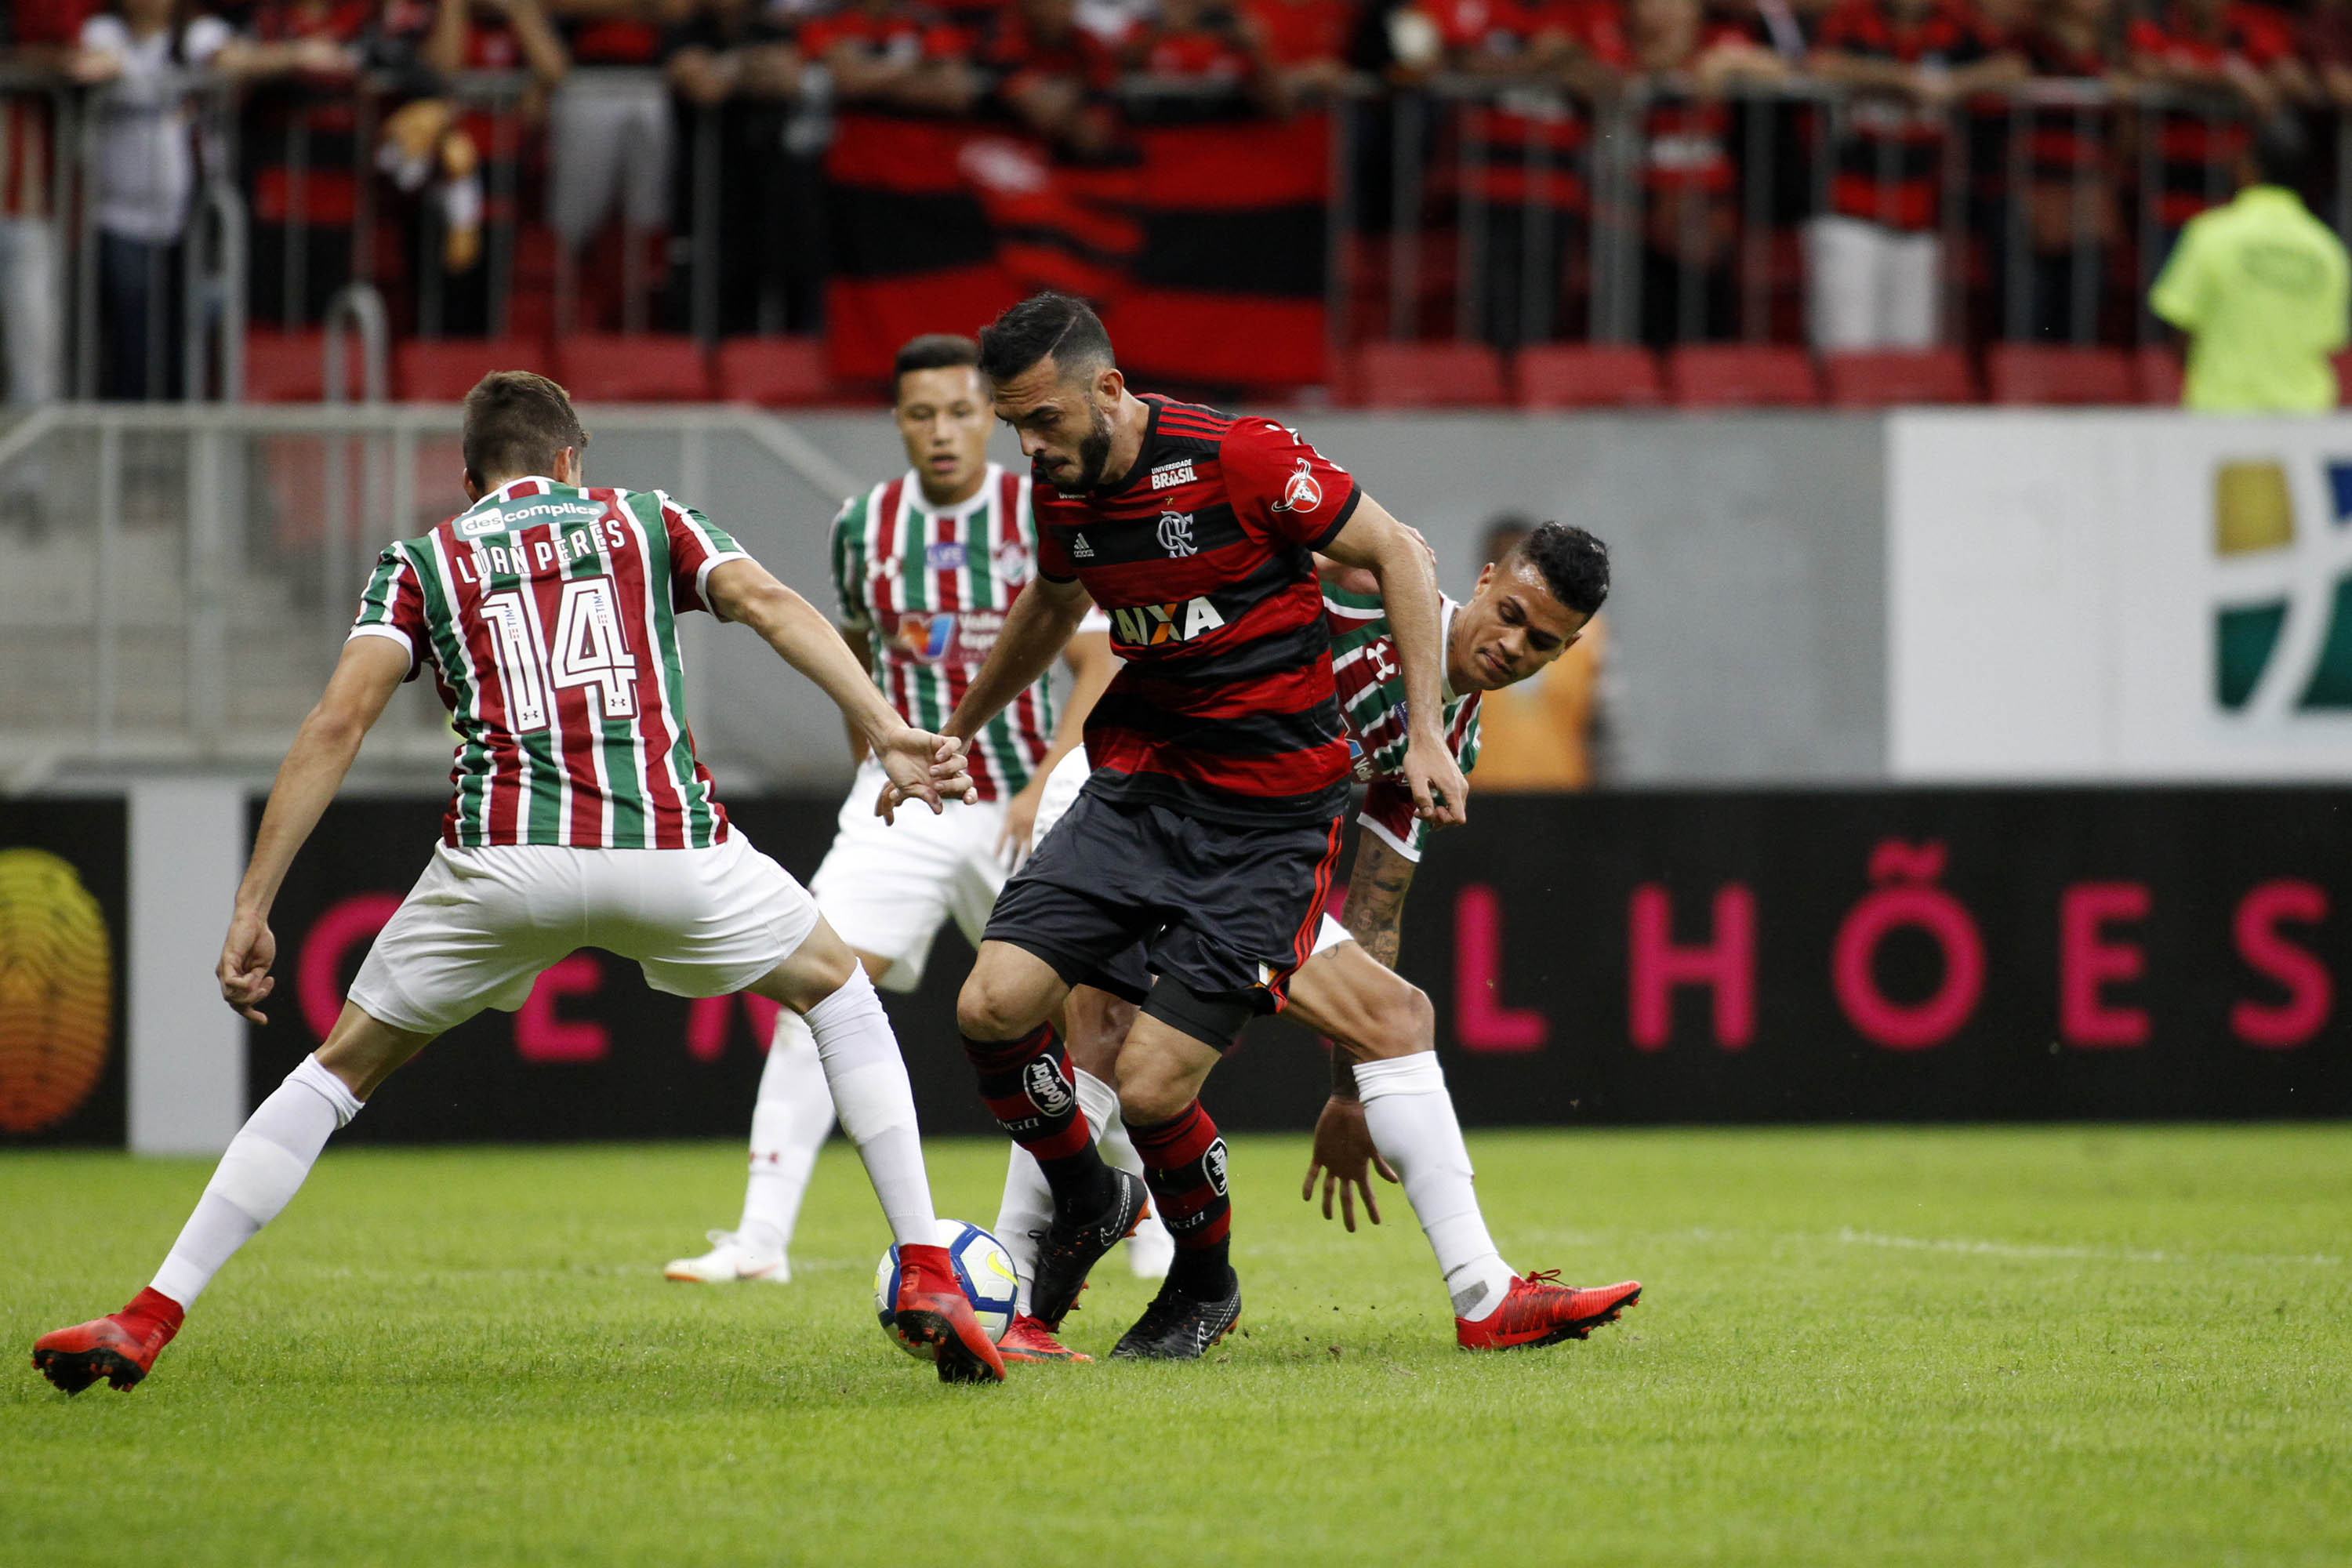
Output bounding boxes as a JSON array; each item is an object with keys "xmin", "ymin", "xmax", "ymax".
[
  {"xmin": 1322, "ymin": 584, "xmax": 1387, "ymax": 622},
  {"xmin": 1146, "ymin": 394, "xmax": 1240, "ymax": 456}
]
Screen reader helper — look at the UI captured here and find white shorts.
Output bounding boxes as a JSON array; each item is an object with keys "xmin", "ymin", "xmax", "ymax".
[
  {"xmin": 1033, "ymin": 746, "xmax": 1356, "ymax": 968},
  {"xmin": 808, "ymin": 759, "xmax": 1011, "ymax": 993},
  {"xmin": 347, "ymin": 833, "xmax": 820, "ymax": 1036}
]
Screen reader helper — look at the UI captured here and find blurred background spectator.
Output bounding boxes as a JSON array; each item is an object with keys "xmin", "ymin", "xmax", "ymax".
[
  {"xmin": 10, "ymin": 0, "xmax": 2352, "ymax": 397},
  {"xmin": 2151, "ymin": 112, "xmax": 2350, "ymax": 408}
]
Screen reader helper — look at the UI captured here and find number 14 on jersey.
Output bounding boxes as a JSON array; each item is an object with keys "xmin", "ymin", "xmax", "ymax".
[{"xmin": 481, "ymin": 576, "xmax": 641, "ymax": 730}]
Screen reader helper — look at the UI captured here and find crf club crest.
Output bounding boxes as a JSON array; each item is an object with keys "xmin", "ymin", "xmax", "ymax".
[
  {"xmin": 1157, "ymin": 511, "xmax": 1196, "ymax": 557},
  {"xmin": 1272, "ymin": 457, "xmax": 1323, "ymax": 514}
]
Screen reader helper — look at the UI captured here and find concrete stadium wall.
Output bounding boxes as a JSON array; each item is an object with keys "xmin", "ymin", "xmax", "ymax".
[{"xmin": 679, "ymin": 410, "xmax": 1890, "ymax": 790}]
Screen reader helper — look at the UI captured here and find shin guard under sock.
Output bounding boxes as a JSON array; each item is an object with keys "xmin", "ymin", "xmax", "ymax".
[
  {"xmin": 1127, "ymin": 1100, "xmax": 1231, "ymax": 1294},
  {"xmin": 963, "ymin": 1024, "xmax": 1106, "ymax": 1207}
]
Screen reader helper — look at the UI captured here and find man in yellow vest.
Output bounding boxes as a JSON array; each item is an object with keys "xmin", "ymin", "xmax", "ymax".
[{"xmin": 2151, "ymin": 117, "xmax": 2352, "ymax": 412}]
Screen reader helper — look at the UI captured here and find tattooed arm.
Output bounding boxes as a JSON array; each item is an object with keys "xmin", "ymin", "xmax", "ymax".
[{"xmin": 1328, "ymin": 833, "xmax": 1417, "ymax": 1097}]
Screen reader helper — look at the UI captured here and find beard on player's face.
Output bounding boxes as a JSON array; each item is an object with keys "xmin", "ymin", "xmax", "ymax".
[{"xmin": 1033, "ymin": 397, "xmax": 1116, "ymax": 492}]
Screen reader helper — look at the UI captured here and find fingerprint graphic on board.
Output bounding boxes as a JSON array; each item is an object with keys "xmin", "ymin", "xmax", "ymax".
[{"xmin": 0, "ymin": 849, "xmax": 113, "ymax": 1134}]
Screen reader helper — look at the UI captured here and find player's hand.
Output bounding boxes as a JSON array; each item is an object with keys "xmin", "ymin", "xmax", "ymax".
[
  {"xmin": 218, "ymin": 909, "xmax": 278, "ymax": 1025},
  {"xmin": 873, "ymin": 728, "xmax": 976, "ymax": 824},
  {"xmin": 1301, "ymin": 1093, "xmax": 1396, "ymax": 1232},
  {"xmin": 1402, "ymin": 735, "xmax": 1468, "ymax": 829},
  {"xmin": 997, "ymin": 775, "xmax": 1047, "ymax": 865}
]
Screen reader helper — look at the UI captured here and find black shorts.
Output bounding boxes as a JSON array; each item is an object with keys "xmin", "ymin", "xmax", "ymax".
[{"xmin": 984, "ymin": 787, "xmax": 1345, "ymax": 1019}]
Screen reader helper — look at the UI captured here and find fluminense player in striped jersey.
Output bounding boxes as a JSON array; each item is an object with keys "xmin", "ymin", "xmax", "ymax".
[
  {"xmin": 996, "ymin": 521, "xmax": 1643, "ymax": 1358},
  {"xmin": 663, "ymin": 334, "xmax": 1176, "ymax": 1288},
  {"xmin": 33, "ymin": 371, "xmax": 1011, "ymax": 1392}
]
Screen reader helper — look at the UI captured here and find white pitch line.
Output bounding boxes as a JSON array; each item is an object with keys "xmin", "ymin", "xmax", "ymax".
[{"xmin": 1833, "ymin": 1228, "xmax": 2343, "ymax": 1269}]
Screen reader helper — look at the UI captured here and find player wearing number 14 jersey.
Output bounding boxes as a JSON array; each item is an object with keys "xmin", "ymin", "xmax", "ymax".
[{"xmin": 33, "ymin": 372, "xmax": 1008, "ymax": 1392}]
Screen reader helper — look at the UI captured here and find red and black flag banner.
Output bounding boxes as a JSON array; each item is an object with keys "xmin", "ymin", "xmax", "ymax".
[{"xmin": 822, "ymin": 109, "xmax": 1330, "ymax": 388}]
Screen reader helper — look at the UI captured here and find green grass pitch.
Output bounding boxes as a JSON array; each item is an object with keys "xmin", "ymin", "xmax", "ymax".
[{"xmin": 5, "ymin": 1127, "xmax": 2348, "ymax": 1566}]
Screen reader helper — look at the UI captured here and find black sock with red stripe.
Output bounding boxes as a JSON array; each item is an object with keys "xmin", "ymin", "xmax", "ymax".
[
  {"xmin": 1127, "ymin": 1100, "xmax": 1232, "ymax": 1298},
  {"xmin": 963, "ymin": 1024, "xmax": 1109, "ymax": 1210}
]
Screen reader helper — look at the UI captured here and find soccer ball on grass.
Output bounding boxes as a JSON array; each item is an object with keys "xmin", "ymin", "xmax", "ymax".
[{"xmin": 873, "ymin": 1219, "xmax": 1019, "ymax": 1359}]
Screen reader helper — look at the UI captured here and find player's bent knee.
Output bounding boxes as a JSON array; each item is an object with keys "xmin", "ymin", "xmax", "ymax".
[
  {"xmin": 956, "ymin": 971, "xmax": 1039, "ymax": 1042},
  {"xmin": 1352, "ymin": 980, "xmax": 1436, "ymax": 1062}
]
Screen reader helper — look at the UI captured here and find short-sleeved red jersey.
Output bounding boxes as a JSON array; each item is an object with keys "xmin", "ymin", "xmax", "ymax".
[{"xmin": 1033, "ymin": 396, "xmax": 1359, "ymax": 826}]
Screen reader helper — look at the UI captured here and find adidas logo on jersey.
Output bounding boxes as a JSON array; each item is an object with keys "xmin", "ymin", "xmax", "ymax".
[
  {"xmin": 1110, "ymin": 597, "xmax": 1227, "ymax": 647},
  {"xmin": 1150, "ymin": 459, "xmax": 1197, "ymax": 490},
  {"xmin": 1071, "ymin": 533, "xmax": 1095, "ymax": 559}
]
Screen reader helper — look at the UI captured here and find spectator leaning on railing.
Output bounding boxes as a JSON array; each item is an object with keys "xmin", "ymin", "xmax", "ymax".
[
  {"xmin": 1805, "ymin": 0, "xmax": 2024, "ymax": 351},
  {"xmin": 78, "ymin": 0, "xmax": 361, "ymax": 397},
  {"xmin": 2151, "ymin": 113, "xmax": 2350, "ymax": 411}
]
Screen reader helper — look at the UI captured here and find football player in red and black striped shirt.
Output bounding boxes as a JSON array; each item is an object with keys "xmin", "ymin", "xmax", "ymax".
[{"xmin": 907, "ymin": 291, "xmax": 1464, "ymax": 1359}]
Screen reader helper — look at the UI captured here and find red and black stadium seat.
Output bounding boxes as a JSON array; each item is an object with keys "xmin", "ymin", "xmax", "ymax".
[
  {"xmin": 552, "ymin": 335, "xmax": 714, "ymax": 402},
  {"xmin": 244, "ymin": 330, "xmax": 331, "ymax": 403},
  {"xmin": 715, "ymin": 337, "xmax": 836, "ymax": 406},
  {"xmin": 394, "ymin": 336, "xmax": 556, "ymax": 402},
  {"xmin": 1338, "ymin": 341, "xmax": 1508, "ymax": 408},
  {"xmin": 2132, "ymin": 346, "xmax": 2184, "ymax": 406},
  {"xmin": 1667, "ymin": 344, "xmax": 1820, "ymax": 408},
  {"xmin": 1821, "ymin": 349, "xmax": 1979, "ymax": 408},
  {"xmin": 1984, "ymin": 343, "xmax": 2136, "ymax": 405},
  {"xmin": 1513, "ymin": 344, "xmax": 1664, "ymax": 409}
]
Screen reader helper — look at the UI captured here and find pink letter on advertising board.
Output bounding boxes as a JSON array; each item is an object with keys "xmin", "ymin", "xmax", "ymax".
[
  {"xmin": 1628, "ymin": 884, "xmax": 1755, "ymax": 1050},
  {"xmin": 1454, "ymin": 884, "xmax": 1548, "ymax": 1053},
  {"xmin": 2060, "ymin": 883, "xmax": 2150, "ymax": 1048},
  {"xmin": 1831, "ymin": 840, "xmax": 1984, "ymax": 1051},
  {"xmin": 515, "ymin": 953, "xmax": 610, "ymax": 1062},
  {"xmin": 2232, "ymin": 880, "xmax": 2332, "ymax": 1050},
  {"xmin": 684, "ymin": 993, "xmax": 785, "ymax": 1062},
  {"xmin": 298, "ymin": 892, "xmax": 404, "ymax": 1043}
]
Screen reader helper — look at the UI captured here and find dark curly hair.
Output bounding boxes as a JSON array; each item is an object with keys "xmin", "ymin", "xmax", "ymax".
[
  {"xmin": 978, "ymin": 292, "xmax": 1116, "ymax": 385},
  {"xmin": 1508, "ymin": 521, "xmax": 1610, "ymax": 617}
]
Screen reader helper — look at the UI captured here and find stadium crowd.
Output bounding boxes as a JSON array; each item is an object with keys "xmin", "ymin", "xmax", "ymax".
[{"xmin": 2, "ymin": 0, "xmax": 2351, "ymax": 397}]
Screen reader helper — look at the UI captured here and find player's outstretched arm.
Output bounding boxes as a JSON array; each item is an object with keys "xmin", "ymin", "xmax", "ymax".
[
  {"xmin": 220, "ymin": 636, "xmax": 411, "ymax": 1023},
  {"xmin": 1319, "ymin": 497, "xmax": 1468, "ymax": 828},
  {"xmin": 944, "ymin": 573, "xmax": 1093, "ymax": 748},
  {"xmin": 706, "ymin": 558, "xmax": 975, "ymax": 819}
]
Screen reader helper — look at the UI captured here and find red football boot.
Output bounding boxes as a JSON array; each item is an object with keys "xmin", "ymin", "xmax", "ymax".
[
  {"xmin": 32, "ymin": 1288, "xmax": 185, "ymax": 1394},
  {"xmin": 1455, "ymin": 1273, "xmax": 1642, "ymax": 1352},
  {"xmin": 997, "ymin": 1314, "xmax": 1091, "ymax": 1364},
  {"xmin": 892, "ymin": 1245, "xmax": 1007, "ymax": 1385}
]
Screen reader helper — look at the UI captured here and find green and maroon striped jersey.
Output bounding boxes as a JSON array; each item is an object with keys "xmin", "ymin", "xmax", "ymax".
[
  {"xmin": 349, "ymin": 477, "xmax": 742, "ymax": 849},
  {"xmin": 830, "ymin": 463, "xmax": 1060, "ymax": 801},
  {"xmin": 1325, "ymin": 586, "xmax": 1481, "ymax": 862}
]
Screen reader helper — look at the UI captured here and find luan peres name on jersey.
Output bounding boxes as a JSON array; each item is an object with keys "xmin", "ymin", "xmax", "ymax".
[
  {"xmin": 1324, "ymin": 586, "xmax": 1482, "ymax": 862},
  {"xmin": 1033, "ymin": 396, "xmax": 1363, "ymax": 827},
  {"xmin": 350, "ymin": 477, "xmax": 745, "ymax": 850}
]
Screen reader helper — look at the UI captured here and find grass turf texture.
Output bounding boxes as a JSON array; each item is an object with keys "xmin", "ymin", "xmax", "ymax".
[{"xmin": 5, "ymin": 1127, "xmax": 2348, "ymax": 1566}]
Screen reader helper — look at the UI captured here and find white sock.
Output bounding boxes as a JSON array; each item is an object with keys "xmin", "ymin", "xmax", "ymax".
[
  {"xmin": 802, "ymin": 965, "xmax": 936, "ymax": 1249},
  {"xmin": 738, "ymin": 1008, "xmax": 836, "ymax": 1254},
  {"xmin": 1354, "ymin": 1053, "xmax": 1516, "ymax": 1322},
  {"xmin": 996, "ymin": 1068, "xmax": 1143, "ymax": 1315},
  {"xmin": 149, "ymin": 1056, "xmax": 362, "ymax": 1308}
]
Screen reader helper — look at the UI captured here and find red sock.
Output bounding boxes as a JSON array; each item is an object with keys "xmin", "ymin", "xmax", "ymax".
[{"xmin": 1128, "ymin": 1100, "xmax": 1232, "ymax": 1269}]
